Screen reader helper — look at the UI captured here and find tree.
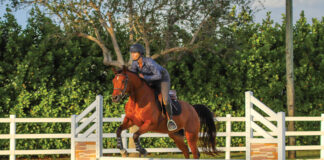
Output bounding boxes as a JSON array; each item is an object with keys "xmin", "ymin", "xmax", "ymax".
[
  {"xmin": 0, "ymin": 8, "xmax": 24, "ymax": 117},
  {"xmin": 8, "ymin": 0, "xmax": 252, "ymax": 68}
]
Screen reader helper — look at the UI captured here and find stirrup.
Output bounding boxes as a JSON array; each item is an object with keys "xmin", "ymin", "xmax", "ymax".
[{"xmin": 167, "ymin": 119, "xmax": 177, "ymax": 131}]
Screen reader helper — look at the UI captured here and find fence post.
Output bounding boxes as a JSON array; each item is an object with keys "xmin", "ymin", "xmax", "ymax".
[
  {"xmin": 71, "ymin": 115, "xmax": 76, "ymax": 160},
  {"xmin": 245, "ymin": 91, "xmax": 253, "ymax": 159},
  {"xmin": 10, "ymin": 115, "xmax": 16, "ymax": 160},
  {"xmin": 278, "ymin": 112, "xmax": 286, "ymax": 160},
  {"xmin": 96, "ymin": 95, "xmax": 103, "ymax": 159},
  {"xmin": 121, "ymin": 114, "xmax": 127, "ymax": 157},
  {"xmin": 226, "ymin": 114, "xmax": 231, "ymax": 160},
  {"xmin": 321, "ymin": 113, "xmax": 324, "ymax": 159},
  {"xmin": 128, "ymin": 125, "xmax": 139, "ymax": 157}
]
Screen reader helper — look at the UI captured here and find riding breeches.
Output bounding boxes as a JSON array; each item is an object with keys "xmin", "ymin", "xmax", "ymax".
[{"xmin": 161, "ymin": 71, "xmax": 171, "ymax": 107}]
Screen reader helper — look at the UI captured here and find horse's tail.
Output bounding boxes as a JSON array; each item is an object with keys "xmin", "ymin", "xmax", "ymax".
[{"xmin": 193, "ymin": 104, "xmax": 218, "ymax": 155}]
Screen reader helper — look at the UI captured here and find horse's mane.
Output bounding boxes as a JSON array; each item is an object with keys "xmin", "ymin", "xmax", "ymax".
[
  {"xmin": 115, "ymin": 68, "xmax": 139, "ymax": 79},
  {"xmin": 115, "ymin": 68, "xmax": 151, "ymax": 89}
]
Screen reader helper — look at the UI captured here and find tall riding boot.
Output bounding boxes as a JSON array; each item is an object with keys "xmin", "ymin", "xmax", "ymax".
[{"xmin": 165, "ymin": 103, "xmax": 177, "ymax": 131}]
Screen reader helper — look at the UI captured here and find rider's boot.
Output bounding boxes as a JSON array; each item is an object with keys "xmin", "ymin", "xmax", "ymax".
[{"xmin": 165, "ymin": 103, "xmax": 177, "ymax": 131}]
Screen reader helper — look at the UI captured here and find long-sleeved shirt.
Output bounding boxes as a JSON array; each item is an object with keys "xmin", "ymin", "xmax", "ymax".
[{"xmin": 130, "ymin": 57, "xmax": 168, "ymax": 83}]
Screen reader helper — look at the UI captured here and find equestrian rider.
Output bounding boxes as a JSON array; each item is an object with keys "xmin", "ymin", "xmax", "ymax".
[{"xmin": 129, "ymin": 43, "xmax": 177, "ymax": 131}]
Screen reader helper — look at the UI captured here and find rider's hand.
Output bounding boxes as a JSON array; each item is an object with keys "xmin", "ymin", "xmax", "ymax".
[{"xmin": 139, "ymin": 73, "xmax": 144, "ymax": 78}]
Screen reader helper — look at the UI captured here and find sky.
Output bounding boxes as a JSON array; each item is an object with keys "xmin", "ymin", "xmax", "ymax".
[
  {"xmin": 0, "ymin": 0, "xmax": 323, "ymax": 28},
  {"xmin": 252, "ymin": 0, "xmax": 324, "ymax": 24}
]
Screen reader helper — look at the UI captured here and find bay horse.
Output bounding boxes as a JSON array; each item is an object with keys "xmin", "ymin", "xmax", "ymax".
[{"xmin": 111, "ymin": 67, "xmax": 217, "ymax": 159}]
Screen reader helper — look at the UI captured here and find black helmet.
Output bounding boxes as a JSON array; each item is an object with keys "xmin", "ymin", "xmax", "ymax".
[{"xmin": 130, "ymin": 43, "xmax": 145, "ymax": 55}]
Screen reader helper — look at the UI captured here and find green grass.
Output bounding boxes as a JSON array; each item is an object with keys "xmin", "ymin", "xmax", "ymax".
[
  {"xmin": 106, "ymin": 150, "xmax": 320, "ymax": 159},
  {"xmin": 286, "ymin": 150, "xmax": 320, "ymax": 160},
  {"xmin": 8, "ymin": 150, "xmax": 320, "ymax": 159}
]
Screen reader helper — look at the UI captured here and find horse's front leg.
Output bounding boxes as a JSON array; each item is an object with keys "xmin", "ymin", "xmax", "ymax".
[
  {"xmin": 133, "ymin": 120, "xmax": 153, "ymax": 157},
  {"xmin": 116, "ymin": 117, "xmax": 133, "ymax": 154}
]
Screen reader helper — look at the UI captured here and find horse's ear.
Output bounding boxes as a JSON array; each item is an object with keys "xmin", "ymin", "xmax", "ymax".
[{"xmin": 111, "ymin": 67, "xmax": 117, "ymax": 74}]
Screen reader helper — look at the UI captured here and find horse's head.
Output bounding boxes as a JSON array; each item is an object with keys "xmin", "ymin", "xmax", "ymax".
[{"xmin": 111, "ymin": 67, "xmax": 129, "ymax": 102}]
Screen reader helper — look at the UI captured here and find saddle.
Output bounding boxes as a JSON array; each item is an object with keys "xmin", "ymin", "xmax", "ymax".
[{"xmin": 154, "ymin": 89, "xmax": 182, "ymax": 116}]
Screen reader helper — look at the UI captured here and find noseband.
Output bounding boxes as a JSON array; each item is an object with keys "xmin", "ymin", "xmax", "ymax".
[{"xmin": 114, "ymin": 73, "xmax": 129, "ymax": 99}]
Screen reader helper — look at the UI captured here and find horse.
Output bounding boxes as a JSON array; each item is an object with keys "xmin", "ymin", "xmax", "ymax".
[{"xmin": 111, "ymin": 67, "xmax": 217, "ymax": 159}]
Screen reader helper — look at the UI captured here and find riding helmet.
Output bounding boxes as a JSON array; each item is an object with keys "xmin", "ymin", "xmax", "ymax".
[{"xmin": 130, "ymin": 43, "xmax": 145, "ymax": 55}]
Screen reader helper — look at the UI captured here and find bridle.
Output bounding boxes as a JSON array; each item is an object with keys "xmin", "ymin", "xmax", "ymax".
[{"xmin": 113, "ymin": 73, "xmax": 129, "ymax": 99}]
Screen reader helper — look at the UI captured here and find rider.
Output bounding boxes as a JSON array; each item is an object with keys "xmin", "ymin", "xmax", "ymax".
[{"xmin": 129, "ymin": 43, "xmax": 177, "ymax": 131}]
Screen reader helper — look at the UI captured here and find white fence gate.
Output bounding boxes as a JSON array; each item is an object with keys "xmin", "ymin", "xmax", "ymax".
[
  {"xmin": 245, "ymin": 91, "xmax": 285, "ymax": 160},
  {"xmin": 71, "ymin": 95, "xmax": 103, "ymax": 160}
]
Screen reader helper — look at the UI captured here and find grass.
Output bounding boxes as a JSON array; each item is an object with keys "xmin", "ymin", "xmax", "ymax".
[
  {"xmin": 286, "ymin": 150, "xmax": 320, "ymax": 160},
  {"xmin": 4, "ymin": 150, "xmax": 320, "ymax": 159},
  {"xmin": 106, "ymin": 150, "xmax": 320, "ymax": 159}
]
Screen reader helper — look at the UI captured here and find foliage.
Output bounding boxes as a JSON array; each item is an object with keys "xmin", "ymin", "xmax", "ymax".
[
  {"xmin": 0, "ymin": 5, "xmax": 323, "ymax": 158},
  {"xmin": 4, "ymin": 0, "xmax": 254, "ymax": 67}
]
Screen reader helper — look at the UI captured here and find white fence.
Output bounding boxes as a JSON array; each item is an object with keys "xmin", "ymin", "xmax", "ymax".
[
  {"xmin": 0, "ymin": 114, "xmax": 324, "ymax": 159},
  {"xmin": 71, "ymin": 95, "xmax": 103, "ymax": 159},
  {"xmin": 245, "ymin": 91, "xmax": 285, "ymax": 159}
]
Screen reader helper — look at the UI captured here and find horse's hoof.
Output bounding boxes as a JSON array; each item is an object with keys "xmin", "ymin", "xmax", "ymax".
[
  {"xmin": 120, "ymin": 149, "xmax": 128, "ymax": 155},
  {"xmin": 138, "ymin": 149, "xmax": 147, "ymax": 157},
  {"xmin": 139, "ymin": 152, "xmax": 147, "ymax": 157}
]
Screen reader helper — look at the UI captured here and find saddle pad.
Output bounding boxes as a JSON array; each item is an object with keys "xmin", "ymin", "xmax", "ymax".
[{"xmin": 170, "ymin": 100, "xmax": 182, "ymax": 116}]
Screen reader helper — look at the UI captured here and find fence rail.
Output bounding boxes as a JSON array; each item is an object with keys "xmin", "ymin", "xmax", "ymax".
[{"xmin": 0, "ymin": 114, "xmax": 324, "ymax": 159}]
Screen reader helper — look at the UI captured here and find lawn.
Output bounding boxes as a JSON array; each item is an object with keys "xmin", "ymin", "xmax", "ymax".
[
  {"xmin": 106, "ymin": 150, "xmax": 320, "ymax": 159},
  {"xmin": 7, "ymin": 150, "xmax": 320, "ymax": 159}
]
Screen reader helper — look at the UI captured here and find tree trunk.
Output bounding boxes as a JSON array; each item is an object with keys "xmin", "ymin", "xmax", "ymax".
[
  {"xmin": 128, "ymin": 0, "xmax": 134, "ymax": 65},
  {"xmin": 286, "ymin": 0, "xmax": 296, "ymax": 158}
]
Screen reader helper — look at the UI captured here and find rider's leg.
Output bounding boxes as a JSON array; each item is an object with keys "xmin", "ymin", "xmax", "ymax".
[{"xmin": 161, "ymin": 79, "xmax": 177, "ymax": 131}]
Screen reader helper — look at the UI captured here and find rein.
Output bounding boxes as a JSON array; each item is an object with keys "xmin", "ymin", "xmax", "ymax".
[{"xmin": 113, "ymin": 73, "xmax": 129, "ymax": 99}]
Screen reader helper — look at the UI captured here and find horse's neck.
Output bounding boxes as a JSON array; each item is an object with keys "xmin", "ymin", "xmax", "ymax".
[
  {"xmin": 126, "ymin": 72, "xmax": 161, "ymax": 121},
  {"xmin": 127, "ymin": 72, "xmax": 153, "ymax": 102}
]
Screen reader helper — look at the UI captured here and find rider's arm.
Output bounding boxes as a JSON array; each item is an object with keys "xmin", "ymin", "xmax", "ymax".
[
  {"xmin": 129, "ymin": 61, "xmax": 138, "ymax": 73},
  {"xmin": 143, "ymin": 60, "xmax": 162, "ymax": 82}
]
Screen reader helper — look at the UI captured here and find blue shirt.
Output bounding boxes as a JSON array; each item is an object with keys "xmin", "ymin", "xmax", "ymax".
[{"xmin": 130, "ymin": 57, "xmax": 167, "ymax": 83}]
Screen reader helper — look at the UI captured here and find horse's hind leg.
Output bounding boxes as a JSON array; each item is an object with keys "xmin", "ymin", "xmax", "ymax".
[
  {"xmin": 169, "ymin": 130, "xmax": 190, "ymax": 159},
  {"xmin": 185, "ymin": 131, "xmax": 200, "ymax": 159},
  {"xmin": 116, "ymin": 117, "xmax": 133, "ymax": 155}
]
